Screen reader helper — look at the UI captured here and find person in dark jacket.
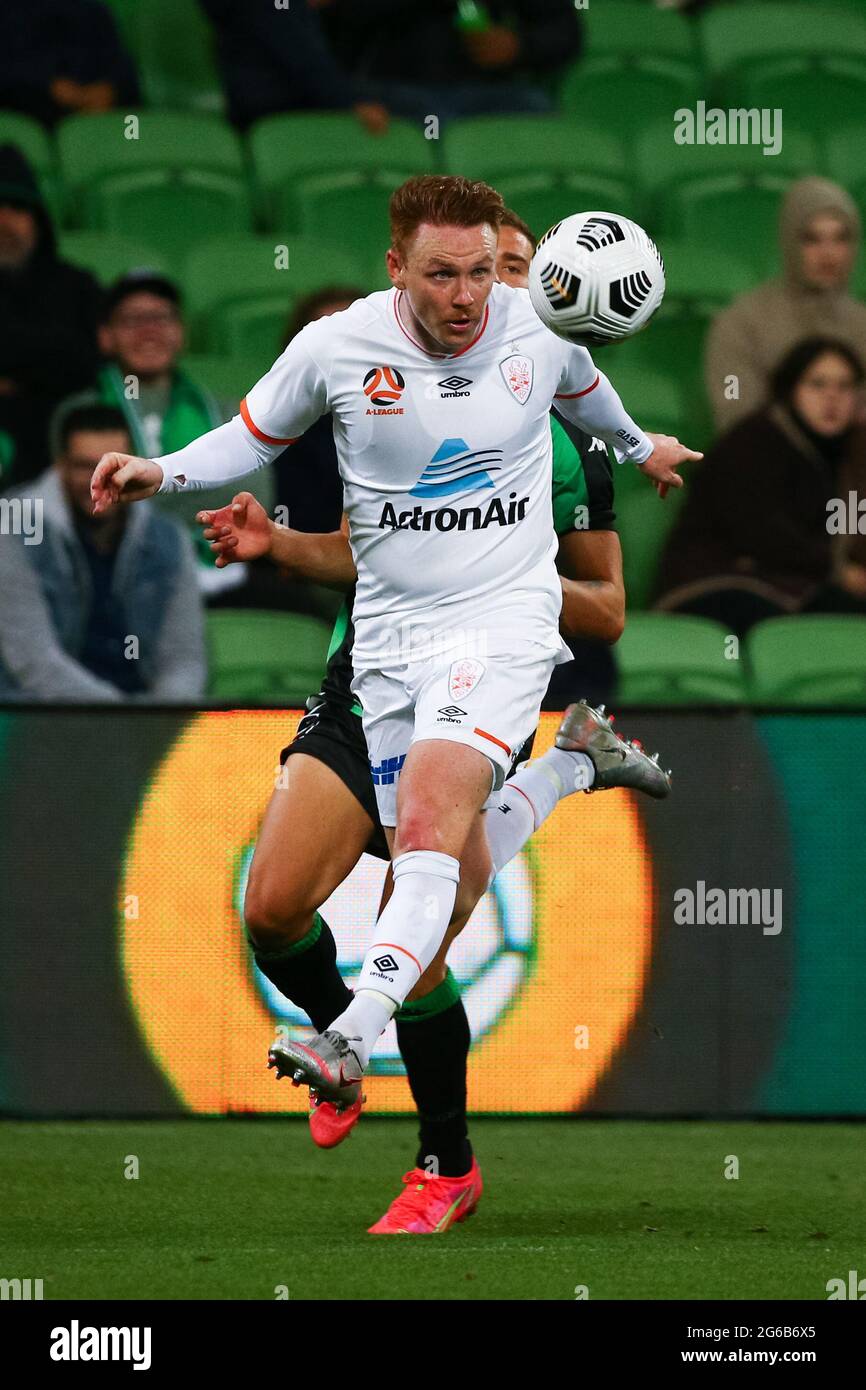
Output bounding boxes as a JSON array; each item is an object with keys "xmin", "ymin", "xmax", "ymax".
[
  {"xmin": 0, "ymin": 145, "xmax": 102, "ymax": 487},
  {"xmin": 655, "ymin": 338, "xmax": 866, "ymax": 636},
  {"xmin": 324, "ymin": 0, "xmax": 582, "ymax": 111},
  {"xmin": 198, "ymin": 0, "xmax": 389, "ymax": 132},
  {"xmin": 0, "ymin": 0, "xmax": 139, "ymax": 127}
]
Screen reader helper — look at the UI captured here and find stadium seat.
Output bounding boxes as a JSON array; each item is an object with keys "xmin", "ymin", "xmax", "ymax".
[
  {"xmin": 745, "ymin": 617, "xmax": 866, "ymax": 707},
  {"xmin": 635, "ymin": 121, "xmax": 819, "ymax": 279},
  {"xmin": 58, "ymin": 112, "xmax": 243, "ymax": 191},
  {"xmin": 182, "ymin": 355, "xmax": 273, "ymax": 408},
  {"xmin": 0, "ymin": 112, "xmax": 61, "ymax": 220},
  {"xmin": 698, "ymin": 4, "xmax": 866, "ymax": 94},
  {"xmin": 293, "ymin": 173, "xmax": 401, "ymax": 266},
  {"xmin": 108, "ymin": 0, "xmax": 224, "ymax": 113},
  {"xmin": 183, "ymin": 235, "xmax": 370, "ymax": 356},
  {"xmin": 727, "ymin": 61, "xmax": 866, "ymax": 140},
  {"xmin": 584, "ymin": 1, "xmax": 696, "ymax": 63},
  {"xmin": 249, "ymin": 114, "xmax": 435, "ymax": 230},
  {"xmin": 597, "ymin": 363, "xmax": 687, "ymax": 442},
  {"xmin": 444, "ymin": 115, "xmax": 624, "ymax": 181},
  {"xmin": 826, "ymin": 123, "xmax": 866, "ymax": 221},
  {"xmin": 558, "ymin": 59, "xmax": 701, "ymax": 142},
  {"xmin": 206, "ymin": 609, "xmax": 332, "ymax": 704},
  {"xmin": 614, "ymin": 613, "xmax": 746, "ymax": 704},
  {"xmin": 57, "ymin": 113, "xmax": 250, "ymax": 265},
  {"xmin": 615, "ymin": 484, "xmax": 686, "ymax": 613},
  {"xmin": 60, "ymin": 231, "xmax": 169, "ymax": 284},
  {"xmin": 444, "ymin": 116, "xmax": 639, "ymax": 233}
]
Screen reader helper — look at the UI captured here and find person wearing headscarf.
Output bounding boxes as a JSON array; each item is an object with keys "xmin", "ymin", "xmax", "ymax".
[{"xmin": 705, "ymin": 178, "xmax": 866, "ymax": 433}]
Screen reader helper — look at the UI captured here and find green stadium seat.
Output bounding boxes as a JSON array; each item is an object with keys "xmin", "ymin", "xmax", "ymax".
[
  {"xmin": 659, "ymin": 240, "xmax": 757, "ymax": 309},
  {"xmin": 558, "ymin": 59, "xmax": 701, "ymax": 141},
  {"xmin": 729, "ymin": 61, "xmax": 866, "ymax": 138},
  {"xmin": 206, "ymin": 609, "xmax": 332, "ymax": 704},
  {"xmin": 444, "ymin": 116, "xmax": 639, "ymax": 234},
  {"xmin": 293, "ymin": 174, "xmax": 398, "ymax": 266},
  {"xmin": 615, "ymin": 484, "xmax": 686, "ymax": 613},
  {"xmin": 635, "ymin": 121, "xmax": 819, "ymax": 278},
  {"xmin": 698, "ymin": 4, "xmax": 866, "ymax": 88},
  {"xmin": 58, "ymin": 112, "xmax": 243, "ymax": 190},
  {"xmin": 113, "ymin": 0, "xmax": 224, "ymax": 113},
  {"xmin": 596, "ymin": 362, "xmax": 687, "ymax": 442},
  {"xmin": 745, "ymin": 616, "xmax": 866, "ymax": 707},
  {"xmin": 81, "ymin": 172, "xmax": 252, "ymax": 271},
  {"xmin": 183, "ymin": 235, "xmax": 370, "ymax": 356},
  {"xmin": 827, "ymin": 123, "xmax": 866, "ymax": 221},
  {"xmin": 601, "ymin": 314, "xmax": 713, "ymax": 452},
  {"xmin": 0, "ymin": 111, "xmax": 62, "ymax": 220},
  {"xmin": 60, "ymin": 231, "xmax": 169, "ymax": 283},
  {"xmin": 249, "ymin": 114, "xmax": 435, "ymax": 229},
  {"xmin": 182, "ymin": 355, "xmax": 273, "ymax": 409},
  {"xmin": 0, "ymin": 112, "xmax": 53, "ymax": 175},
  {"xmin": 585, "ymin": 1, "xmax": 695, "ymax": 63},
  {"xmin": 444, "ymin": 115, "xmax": 624, "ymax": 180},
  {"xmin": 615, "ymin": 613, "xmax": 746, "ymax": 704}
]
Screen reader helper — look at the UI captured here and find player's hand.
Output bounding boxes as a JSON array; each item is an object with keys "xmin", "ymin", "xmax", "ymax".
[
  {"xmin": 638, "ymin": 433, "xmax": 703, "ymax": 499},
  {"xmin": 90, "ymin": 453, "xmax": 163, "ymax": 514},
  {"xmin": 195, "ymin": 492, "xmax": 273, "ymax": 567}
]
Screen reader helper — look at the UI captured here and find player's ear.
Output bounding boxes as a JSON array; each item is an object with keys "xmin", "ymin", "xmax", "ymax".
[{"xmin": 386, "ymin": 246, "xmax": 406, "ymax": 289}]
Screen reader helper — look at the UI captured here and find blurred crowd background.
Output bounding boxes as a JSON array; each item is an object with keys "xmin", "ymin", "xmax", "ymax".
[{"xmin": 2, "ymin": 0, "xmax": 866, "ymax": 708}]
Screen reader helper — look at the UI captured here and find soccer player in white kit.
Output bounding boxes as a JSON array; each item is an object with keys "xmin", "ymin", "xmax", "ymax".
[{"xmin": 91, "ymin": 176, "xmax": 696, "ymax": 1110}]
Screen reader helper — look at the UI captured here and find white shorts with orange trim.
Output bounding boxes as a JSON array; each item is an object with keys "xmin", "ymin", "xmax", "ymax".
[{"xmin": 352, "ymin": 642, "xmax": 558, "ymax": 826}]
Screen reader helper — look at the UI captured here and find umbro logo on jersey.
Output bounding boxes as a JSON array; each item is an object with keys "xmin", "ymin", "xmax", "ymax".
[
  {"xmin": 373, "ymin": 954, "xmax": 399, "ymax": 973},
  {"xmin": 438, "ymin": 705, "xmax": 467, "ymax": 717},
  {"xmin": 437, "ymin": 703, "xmax": 467, "ymax": 724},
  {"xmin": 438, "ymin": 374, "xmax": 472, "ymax": 398},
  {"xmin": 363, "ymin": 365, "xmax": 405, "ymax": 414}
]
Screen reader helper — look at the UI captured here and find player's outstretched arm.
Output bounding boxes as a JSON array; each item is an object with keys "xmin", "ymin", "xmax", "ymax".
[
  {"xmin": 556, "ymin": 529, "xmax": 625, "ymax": 644},
  {"xmin": 196, "ymin": 494, "xmax": 357, "ymax": 588}
]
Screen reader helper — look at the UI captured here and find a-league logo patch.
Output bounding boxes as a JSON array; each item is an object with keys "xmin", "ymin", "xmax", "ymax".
[
  {"xmin": 499, "ymin": 354, "xmax": 533, "ymax": 404},
  {"xmin": 449, "ymin": 658, "xmax": 485, "ymax": 700}
]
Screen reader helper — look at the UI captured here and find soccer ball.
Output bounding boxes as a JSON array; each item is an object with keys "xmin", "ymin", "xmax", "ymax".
[{"xmin": 528, "ymin": 211, "xmax": 665, "ymax": 347}]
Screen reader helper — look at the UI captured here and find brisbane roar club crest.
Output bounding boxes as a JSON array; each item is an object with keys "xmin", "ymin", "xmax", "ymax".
[
  {"xmin": 363, "ymin": 365, "xmax": 405, "ymax": 415},
  {"xmin": 499, "ymin": 354, "xmax": 534, "ymax": 405},
  {"xmin": 449, "ymin": 658, "xmax": 485, "ymax": 700}
]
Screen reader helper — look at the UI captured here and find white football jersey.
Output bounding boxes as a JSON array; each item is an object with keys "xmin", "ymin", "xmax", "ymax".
[{"xmin": 242, "ymin": 282, "xmax": 642, "ymax": 667}]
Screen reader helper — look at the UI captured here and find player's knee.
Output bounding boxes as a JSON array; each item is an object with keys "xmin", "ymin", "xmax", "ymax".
[
  {"xmin": 394, "ymin": 810, "xmax": 444, "ymax": 855},
  {"xmin": 243, "ymin": 881, "xmax": 314, "ymax": 949}
]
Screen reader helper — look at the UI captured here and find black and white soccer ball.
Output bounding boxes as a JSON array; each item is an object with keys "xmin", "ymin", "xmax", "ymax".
[{"xmin": 528, "ymin": 211, "xmax": 665, "ymax": 346}]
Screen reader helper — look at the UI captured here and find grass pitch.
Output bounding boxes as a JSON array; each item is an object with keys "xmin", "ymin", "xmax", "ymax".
[{"xmin": 1, "ymin": 1119, "xmax": 861, "ymax": 1300}]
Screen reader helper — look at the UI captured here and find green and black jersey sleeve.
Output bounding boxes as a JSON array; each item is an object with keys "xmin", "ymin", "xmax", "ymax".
[
  {"xmin": 550, "ymin": 413, "xmax": 616, "ymax": 535},
  {"xmin": 315, "ymin": 416, "xmax": 616, "ymax": 715}
]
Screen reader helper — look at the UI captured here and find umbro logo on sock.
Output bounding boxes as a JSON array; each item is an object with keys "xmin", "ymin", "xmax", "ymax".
[{"xmin": 373, "ymin": 954, "xmax": 399, "ymax": 973}]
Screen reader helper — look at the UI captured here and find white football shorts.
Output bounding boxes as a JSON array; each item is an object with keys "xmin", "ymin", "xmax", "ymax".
[{"xmin": 352, "ymin": 642, "xmax": 558, "ymax": 826}]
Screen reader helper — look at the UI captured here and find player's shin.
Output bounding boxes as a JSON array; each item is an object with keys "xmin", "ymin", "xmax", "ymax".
[
  {"xmin": 484, "ymin": 751, "xmax": 594, "ymax": 880},
  {"xmin": 327, "ymin": 849, "xmax": 460, "ymax": 1064}
]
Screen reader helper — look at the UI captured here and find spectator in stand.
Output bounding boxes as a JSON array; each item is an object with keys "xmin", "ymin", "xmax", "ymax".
[
  {"xmin": 0, "ymin": 0, "xmax": 139, "ymax": 127},
  {"xmin": 656, "ymin": 338, "xmax": 866, "ymax": 637},
  {"xmin": 0, "ymin": 145, "xmax": 101, "ymax": 487},
  {"xmin": 324, "ymin": 0, "xmax": 583, "ymax": 116},
  {"xmin": 88, "ymin": 268, "xmax": 273, "ymax": 595},
  {"xmin": 199, "ymin": 0, "xmax": 389, "ymax": 132},
  {"xmin": 0, "ymin": 401, "xmax": 205, "ymax": 703},
  {"xmin": 706, "ymin": 178, "xmax": 866, "ymax": 433}
]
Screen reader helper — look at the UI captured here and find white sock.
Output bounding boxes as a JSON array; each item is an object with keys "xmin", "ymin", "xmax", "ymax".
[
  {"xmin": 327, "ymin": 990, "xmax": 395, "ymax": 1068},
  {"xmin": 484, "ymin": 749, "xmax": 595, "ymax": 882},
  {"xmin": 332, "ymin": 849, "xmax": 460, "ymax": 1063}
]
